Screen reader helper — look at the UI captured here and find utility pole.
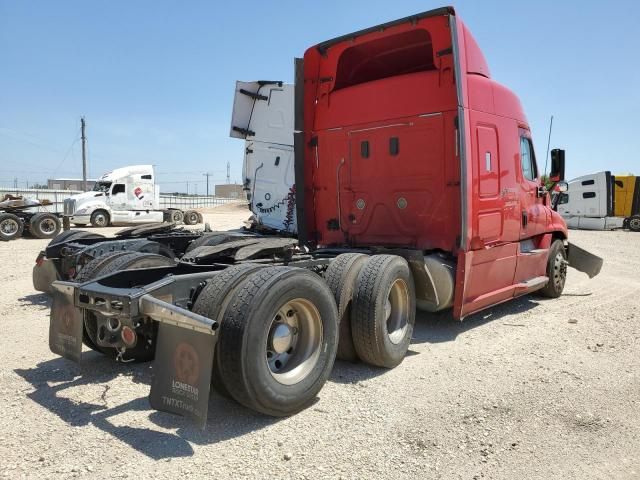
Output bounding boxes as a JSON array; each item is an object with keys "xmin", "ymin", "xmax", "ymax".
[
  {"xmin": 226, "ymin": 161, "xmax": 231, "ymax": 184},
  {"xmin": 81, "ymin": 117, "xmax": 88, "ymax": 191},
  {"xmin": 203, "ymin": 172, "xmax": 212, "ymax": 196}
]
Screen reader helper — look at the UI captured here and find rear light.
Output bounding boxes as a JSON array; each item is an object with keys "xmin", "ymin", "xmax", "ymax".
[
  {"xmin": 35, "ymin": 253, "xmax": 45, "ymax": 267},
  {"xmin": 121, "ymin": 326, "xmax": 137, "ymax": 347}
]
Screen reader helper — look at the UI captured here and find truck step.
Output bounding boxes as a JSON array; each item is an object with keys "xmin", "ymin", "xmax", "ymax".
[{"xmin": 514, "ymin": 276, "xmax": 549, "ymax": 294}]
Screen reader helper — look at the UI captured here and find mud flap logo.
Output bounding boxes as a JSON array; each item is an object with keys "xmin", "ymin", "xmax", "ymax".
[
  {"xmin": 149, "ymin": 323, "xmax": 215, "ymax": 427},
  {"xmin": 49, "ymin": 291, "xmax": 84, "ymax": 363}
]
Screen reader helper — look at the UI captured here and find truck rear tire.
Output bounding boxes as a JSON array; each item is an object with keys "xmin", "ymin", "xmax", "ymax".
[
  {"xmin": 324, "ymin": 253, "xmax": 369, "ymax": 362},
  {"xmin": 82, "ymin": 252, "xmax": 176, "ymax": 361},
  {"xmin": 183, "ymin": 210, "xmax": 200, "ymax": 225},
  {"xmin": 29, "ymin": 213, "xmax": 61, "ymax": 239},
  {"xmin": 351, "ymin": 255, "xmax": 416, "ymax": 368},
  {"xmin": 0, "ymin": 213, "xmax": 24, "ymax": 241},
  {"xmin": 191, "ymin": 263, "xmax": 265, "ymax": 396},
  {"xmin": 90, "ymin": 210, "xmax": 110, "ymax": 228},
  {"xmin": 538, "ymin": 240, "xmax": 567, "ymax": 298},
  {"xmin": 217, "ymin": 266, "xmax": 338, "ymax": 416},
  {"xmin": 169, "ymin": 210, "xmax": 184, "ymax": 224},
  {"xmin": 629, "ymin": 215, "xmax": 640, "ymax": 232}
]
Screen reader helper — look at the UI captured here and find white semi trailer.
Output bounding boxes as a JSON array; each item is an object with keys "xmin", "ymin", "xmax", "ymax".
[{"xmin": 63, "ymin": 165, "xmax": 201, "ymax": 227}]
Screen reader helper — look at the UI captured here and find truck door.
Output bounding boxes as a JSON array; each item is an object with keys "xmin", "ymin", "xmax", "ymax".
[
  {"xmin": 517, "ymin": 132, "xmax": 547, "ymax": 238},
  {"xmin": 110, "ymin": 183, "xmax": 127, "ymax": 210}
]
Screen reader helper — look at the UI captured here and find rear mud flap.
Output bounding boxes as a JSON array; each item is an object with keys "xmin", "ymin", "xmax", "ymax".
[
  {"xmin": 49, "ymin": 284, "xmax": 83, "ymax": 362},
  {"xmin": 567, "ymin": 242, "xmax": 603, "ymax": 278},
  {"xmin": 149, "ymin": 323, "xmax": 216, "ymax": 428}
]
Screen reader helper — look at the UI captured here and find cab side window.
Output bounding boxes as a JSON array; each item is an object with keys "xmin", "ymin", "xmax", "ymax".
[
  {"xmin": 112, "ymin": 184, "xmax": 126, "ymax": 195},
  {"xmin": 520, "ymin": 137, "xmax": 537, "ymax": 181}
]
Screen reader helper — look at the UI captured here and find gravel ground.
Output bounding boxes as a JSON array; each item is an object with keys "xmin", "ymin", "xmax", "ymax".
[{"xmin": 0, "ymin": 206, "xmax": 638, "ymax": 479}]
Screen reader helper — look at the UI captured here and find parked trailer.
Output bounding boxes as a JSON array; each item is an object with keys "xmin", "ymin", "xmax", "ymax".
[
  {"xmin": 0, "ymin": 195, "xmax": 61, "ymax": 241},
  {"xmin": 43, "ymin": 7, "xmax": 603, "ymax": 425}
]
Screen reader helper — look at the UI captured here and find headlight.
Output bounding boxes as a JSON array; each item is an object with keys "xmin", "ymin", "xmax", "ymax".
[{"xmin": 74, "ymin": 208, "xmax": 89, "ymax": 215}]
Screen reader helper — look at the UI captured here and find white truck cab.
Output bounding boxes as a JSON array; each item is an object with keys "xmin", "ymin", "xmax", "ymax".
[
  {"xmin": 230, "ymin": 81, "xmax": 296, "ymax": 233},
  {"xmin": 558, "ymin": 171, "xmax": 625, "ymax": 230},
  {"xmin": 64, "ymin": 165, "xmax": 174, "ymax": 227}
]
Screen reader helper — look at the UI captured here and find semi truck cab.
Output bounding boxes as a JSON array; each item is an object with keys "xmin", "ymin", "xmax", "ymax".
[
  {"xmin": 299, "ymin": 7, "xmax": 573, "ymax": 318},
  {"xmin": 63, "ymin": 165, "xmax": 186, "ymax": 227}
]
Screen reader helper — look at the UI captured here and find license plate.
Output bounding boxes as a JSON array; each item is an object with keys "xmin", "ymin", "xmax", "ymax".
[
  {"xmin": 149, "ymin": 323, "xmax": 215, "ymax": 428},
  {"xmin": 49, "ymin": 287, "xmax": 84, "ymax": 362}
]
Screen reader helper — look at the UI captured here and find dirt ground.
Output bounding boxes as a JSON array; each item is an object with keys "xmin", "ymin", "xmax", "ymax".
[{"xmin": 0, "ymin": 204, "xmax": 638, "ymax": 479}]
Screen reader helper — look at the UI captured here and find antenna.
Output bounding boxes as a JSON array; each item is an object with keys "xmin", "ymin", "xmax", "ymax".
[
  {"xmin": 543, "ymin": 115, "xmax": 553, "ymax": 177},
  {"xmin": 226, "ymin": 161, "xmax": 231, "ymax": 184}
]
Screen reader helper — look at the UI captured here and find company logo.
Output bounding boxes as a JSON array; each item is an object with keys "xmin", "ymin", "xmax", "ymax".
[
  {"xmin": 171, "ymin": 342, "xmax": 200, "ymax": 400},
  {"xmin": 134, "ymin": 186, "xmax": 145, "ymax": 200}
]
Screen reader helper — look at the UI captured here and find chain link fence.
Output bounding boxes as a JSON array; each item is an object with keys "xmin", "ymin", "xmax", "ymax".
[{"xmin": 1, "ymin": 188, "xmax": 240, "ymax": 213}]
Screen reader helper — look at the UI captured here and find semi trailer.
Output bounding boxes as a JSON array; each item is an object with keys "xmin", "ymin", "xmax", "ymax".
[
  {"xmin": 62, "ymin": 165, "xmax": 202, "ymax": 227},
  {"xmin": 558, "ymin": 171, "xmax": 640, "ymax": 231},
  {"xmin": 43, "ymin": 7, "xmax": 603, "ymax": 425}
]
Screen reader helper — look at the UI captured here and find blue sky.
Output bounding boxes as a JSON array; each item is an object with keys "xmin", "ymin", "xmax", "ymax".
[{"xmin": 1, "ymin": 0, "xmax": 639, "ymax": 192}]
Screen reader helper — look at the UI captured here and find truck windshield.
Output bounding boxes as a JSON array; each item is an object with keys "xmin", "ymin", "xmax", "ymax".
[{"xmin": 93, "ymin": 182, "xmax": 112, "ymax": 193}]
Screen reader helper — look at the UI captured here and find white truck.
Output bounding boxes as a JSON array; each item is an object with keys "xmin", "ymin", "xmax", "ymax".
[
  {"xmin": 557, "ymin": 171, "xmax": 640, "ymax": 231},
  {"xmin": 63, "ymin": 165, "xmax": 202, "ymax": 227},
  {"xmin": 230, "ymin": 81, "xmax": 297, "ymax": 234}
]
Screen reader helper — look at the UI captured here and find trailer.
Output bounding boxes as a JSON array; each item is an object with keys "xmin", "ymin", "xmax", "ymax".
[
  {"xmin": 62, "ymin": 165, "xmax": 203, "ymax": 227},
  {"xmin": 0, "ymin": 194, "xmax": 61, "ymax": 241},
  {"xmin": 43, "ymin": 7, "xmax": 603, "ymax": 426},
  {"xmin": 557, "ymin": 171, "xmax": 640, "ymax": 231}
]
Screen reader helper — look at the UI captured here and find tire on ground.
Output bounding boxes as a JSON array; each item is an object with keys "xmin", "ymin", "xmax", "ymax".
[
  {"xmin": 538, "ymin": 239, "xmax": 567, "ymax": 298},
  {"xmin": 217, "ymin": 266, "xmax": 338, "ymax": 416},
  {"xmin": 629, "ymin": 215, "xmax": 640, "ymax": 232},
  {"xmin": 82, "ymin": 252, "xmax": 176, "ymax": 361},
  {"xmin": 183, "ymin": 210, "xmax": 200, "ymax": 225},
  {"xmin": 169, "ymin": 210, "xmax": 184, "ymax": 224},
  {"xmin": 29, "ymin": 213, "xmax": 61, "ymax": 239},
  {"xmin": 351, "ymin": 254, "xmax": 416, "ymax": 368},
  {"xmin": 191, "ymin": 263, "xmax": 265, "ymax": 396},
  {"xmin": 324, "ymin": 253, "xmax": 369, "ymax": 362},
  {"xmin": 90, "ymin": 209, "xmax": 110, "ymax": 228},
  {"xmin": 0, "ymin": 213, "xmax": 24, "ymax": 241}
]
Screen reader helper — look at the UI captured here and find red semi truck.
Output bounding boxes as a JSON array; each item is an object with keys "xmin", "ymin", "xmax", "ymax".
[{"xmin": 45, "ymin": 7, "xmax": 601, "ymax": 425}]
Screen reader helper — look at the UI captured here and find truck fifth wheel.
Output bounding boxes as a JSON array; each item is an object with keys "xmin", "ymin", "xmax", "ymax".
[{"xmin": 46, "ymin": 6, "xmax": 603, "ymax": 425}]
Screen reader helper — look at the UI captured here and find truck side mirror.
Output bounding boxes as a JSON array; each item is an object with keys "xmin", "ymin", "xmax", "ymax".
[{"xmin": 550, "ymin": 149, "xmax": 565, "ymax": 182}]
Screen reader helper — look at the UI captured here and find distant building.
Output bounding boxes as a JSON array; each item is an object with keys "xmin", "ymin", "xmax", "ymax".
[
  {"xmin": 47, "ymin": 178, "xmax": 96, "ymax": 191},
  {"xmin": 215, "ymin": 183, "xmax": 245, "ymax": 199}
]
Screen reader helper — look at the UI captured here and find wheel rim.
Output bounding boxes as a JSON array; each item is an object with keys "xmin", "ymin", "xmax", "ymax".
[
  {"xmin": 40, "ymin": 218, "xmax": 57, "ymax": 234},
  {"xmin": 266, "ymin": 298, "xmax": 323, "ymax": 386},
  {"xmin": 0, "ymin": 218, "xmax": 19, "ymax": 236},
  {"xmin": 552, "ymin": 251, "xmax": 567, "ymax": 290},
  {"xmin": 631, "ymin": 218, "xmax": 640, "ymax": 230},
  {"xmin": 94, "ymin": 213, "xmax": 107, "ymax": 226},
  {"xmin": 385, "ymin": 278, "xmax": 410, "ymax": 345}
]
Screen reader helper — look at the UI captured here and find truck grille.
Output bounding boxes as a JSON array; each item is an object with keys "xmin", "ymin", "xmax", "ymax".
[{"xmin": 63, "ymin": 199, "xmax": 76, "ymax": 216}]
